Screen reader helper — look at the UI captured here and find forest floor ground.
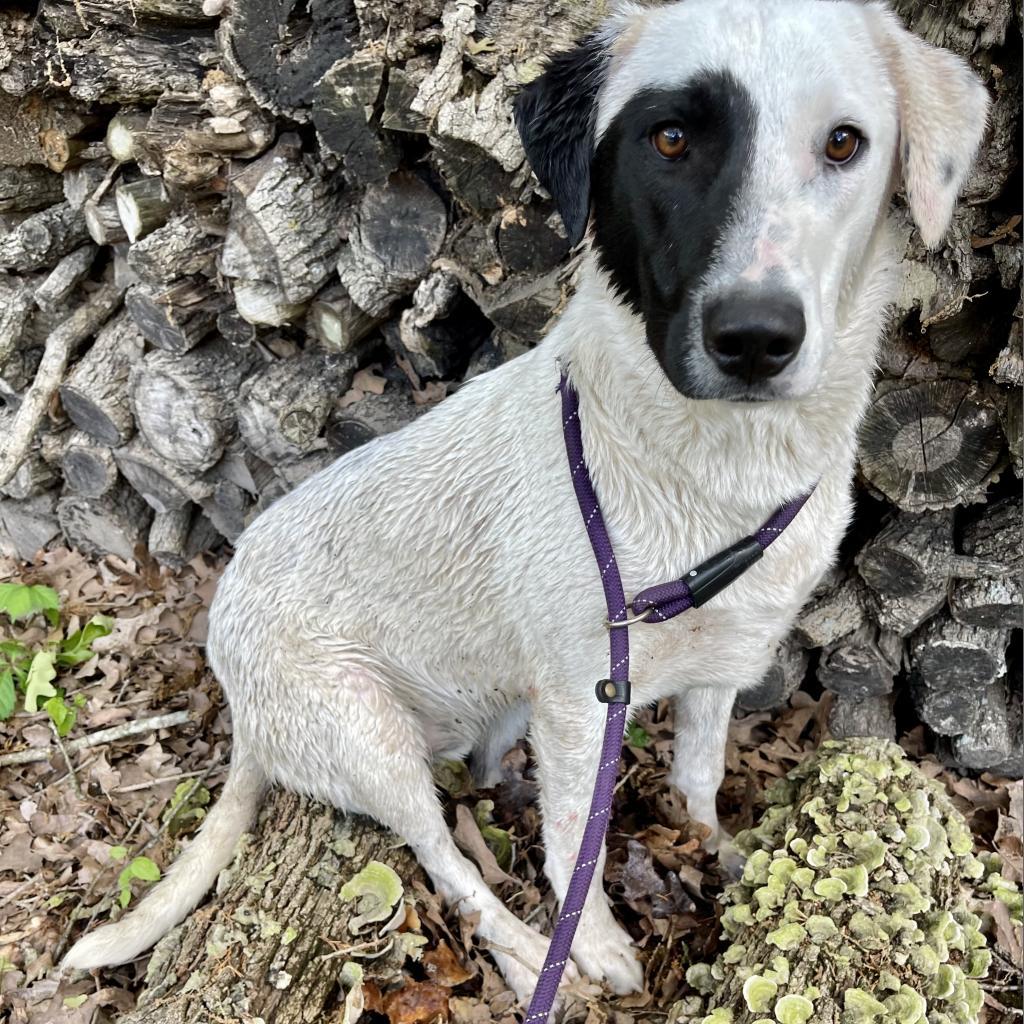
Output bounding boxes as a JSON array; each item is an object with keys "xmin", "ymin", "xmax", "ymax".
[{"xmin": 1, "ymin": 548, "xmax": 1021, "ymax": 1024}]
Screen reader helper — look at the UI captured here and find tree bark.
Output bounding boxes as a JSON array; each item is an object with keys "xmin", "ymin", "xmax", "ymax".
[{"xmin": 117, "ymin": 791, "xmax": 423, "ymax": 1024}]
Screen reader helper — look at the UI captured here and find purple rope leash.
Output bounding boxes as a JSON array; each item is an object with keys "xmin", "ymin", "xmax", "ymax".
[{"xmin": 523, "ymin": 372, "xmax": 814, "ymax": 1023}]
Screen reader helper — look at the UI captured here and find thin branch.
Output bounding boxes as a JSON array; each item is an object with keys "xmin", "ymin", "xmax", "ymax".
[
  {"xmin": 0, "ymin": 279, "xmax": 124, "ymax": 487},
  {"xmin": 0, "ymin": 710, "xmax": 191, "ymax": 767}
]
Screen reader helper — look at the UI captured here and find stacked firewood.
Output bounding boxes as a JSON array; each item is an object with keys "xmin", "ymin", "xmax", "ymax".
[{"xmin": 0, "ymin": 0, "xmax": 1019, "ymax": 772}]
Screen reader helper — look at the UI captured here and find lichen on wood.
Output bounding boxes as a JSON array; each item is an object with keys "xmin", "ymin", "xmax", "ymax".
[{"xmin": 674, "ymin": 738, "xmax": 1021, "ymax": 1024}]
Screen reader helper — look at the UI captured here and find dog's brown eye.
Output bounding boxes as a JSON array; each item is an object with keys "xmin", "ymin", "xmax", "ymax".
[
  {"xmin": 652, "ymin": 125, "xmax": 688, "ymax": 160},
  {"xmin": 825, "ymin": 126, "xmax": 860, "ymax": 164}
]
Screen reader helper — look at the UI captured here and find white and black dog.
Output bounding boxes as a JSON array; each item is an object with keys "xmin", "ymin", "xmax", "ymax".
[{"xmin": 65, "ymin": 0, "xmax": 989, "ymax": 1003}]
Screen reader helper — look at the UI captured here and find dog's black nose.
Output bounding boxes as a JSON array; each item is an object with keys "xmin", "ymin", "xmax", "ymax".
[{"xmin": 702, "ymin": 291, "xmax": 805, "ymax": 382}]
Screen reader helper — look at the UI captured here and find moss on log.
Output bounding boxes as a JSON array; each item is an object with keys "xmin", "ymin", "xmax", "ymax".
[{"xmin": 675, "ymin": 739, "xmax": 1020, "ymax": 1024}]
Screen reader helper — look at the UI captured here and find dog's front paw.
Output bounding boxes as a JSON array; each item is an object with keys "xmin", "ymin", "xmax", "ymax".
[{"xmin": 571, "ymin": 918, "xmax": 643, "ymax": 995}]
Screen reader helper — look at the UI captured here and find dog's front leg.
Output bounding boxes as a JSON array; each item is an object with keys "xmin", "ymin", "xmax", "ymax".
[
  {"xmin": 670, "ymin": 686, "xmax": 744, "ymax": 874},
  {"xmin": 530, "ymin": 696, "xmax": 644, "ymax": 995}
]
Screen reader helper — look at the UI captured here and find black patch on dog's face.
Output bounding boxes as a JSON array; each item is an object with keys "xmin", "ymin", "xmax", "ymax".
[{"xmin": 590, "ymin": 73, "xmax": 757, "ymax": 396}]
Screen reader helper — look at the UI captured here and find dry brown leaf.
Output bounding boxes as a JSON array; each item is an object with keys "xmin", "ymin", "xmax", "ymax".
[
  {"xmin": 423, "ymin": 940, "xmax": 475, "ymax": 987},
  {"xmin": 452, "ymin": 803, "xmax": 514, "ymax": 885},
  {"xmin": 382, "ymin": 979, "xmax": 450, "ymax": 1023}
]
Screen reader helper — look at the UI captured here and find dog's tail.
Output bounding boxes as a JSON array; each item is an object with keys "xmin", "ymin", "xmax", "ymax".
[{"xmin": 62, "ymin": 749, "xmax": 266, "ymax": 971}]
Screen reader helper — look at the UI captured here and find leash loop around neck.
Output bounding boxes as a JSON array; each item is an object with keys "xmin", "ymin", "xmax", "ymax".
[{"xmin": 522, "ymin": 371, "xmax": 814, "ymax": 1023}]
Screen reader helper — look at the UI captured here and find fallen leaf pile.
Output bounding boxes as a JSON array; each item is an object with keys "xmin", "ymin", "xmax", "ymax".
[{"xmin": 0, "ymin": 548, "xmax": 1020, "ymax": 1024}]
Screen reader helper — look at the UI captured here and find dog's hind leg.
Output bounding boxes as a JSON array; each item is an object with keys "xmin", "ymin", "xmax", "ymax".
[
  {"xmin": 277, "ymin": 657, "xmax": 575, "ymax": 1004},
  {"xmin": 670, "ymin": 686, "xmax": 744, "ymax": 875}
]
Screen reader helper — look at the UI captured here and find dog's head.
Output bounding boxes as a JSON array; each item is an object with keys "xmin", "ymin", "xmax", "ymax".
[{"xmin": 514, "ymin": 0, "xmax": 989, "ymax": 402}]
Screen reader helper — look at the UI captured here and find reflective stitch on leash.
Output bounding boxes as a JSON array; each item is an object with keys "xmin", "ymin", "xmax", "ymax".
[{"xmin": 522, "ymin": 372, "xmax": 814, "ymax": 1024}]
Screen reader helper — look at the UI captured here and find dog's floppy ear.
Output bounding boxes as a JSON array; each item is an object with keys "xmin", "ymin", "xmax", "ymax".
[
  {"xmin": 867, "ymin": 5, "xmax": 990, "ymax": 249},
  {"xmin": 513, "ymin": 33, "xmax": 611, "ymax": 246}
]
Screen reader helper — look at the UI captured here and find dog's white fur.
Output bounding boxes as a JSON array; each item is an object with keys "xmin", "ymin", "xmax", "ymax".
[{"xmin": 64, "ymin": 0, "xmax": 988, "ymax": 1002}]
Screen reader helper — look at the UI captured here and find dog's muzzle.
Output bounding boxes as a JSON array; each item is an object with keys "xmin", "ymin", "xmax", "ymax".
[{"xmin": 702, "ymin": 288, "xmax": 806, "ymax": 383}]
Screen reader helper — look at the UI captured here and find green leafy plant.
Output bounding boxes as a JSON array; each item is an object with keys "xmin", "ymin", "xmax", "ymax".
[
  {"xmin": 116, "ymin": 855, "xmax": 161, "ymax": 907},
  {"xmin": 163, "ymin": 780, "xmax": 211, "ymax": 837},
  {"xmin": 0, "ymin": 582, "xmax": 112, "ymax": 736},
  {"xmin": 625, "ymin": 721, "xmax": 651, "ymax": 748}
]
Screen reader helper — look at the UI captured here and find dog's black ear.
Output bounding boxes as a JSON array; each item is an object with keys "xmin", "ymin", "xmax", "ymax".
[{"xmin": 514, "ymin": 34, "xmax": 610, "ymax": 247}]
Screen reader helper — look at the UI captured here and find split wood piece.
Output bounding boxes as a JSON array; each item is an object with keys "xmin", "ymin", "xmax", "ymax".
[
  {"xmin": 115, "ymin": 178, "xmax": 171, "ymax": 243},
  {"xmin": 218, "ymin": 0, "xmax": 359, "ymax": 120},
  {"xmin": 61, "ymin": 434, "xmax": 119, "ymax": 498},
  {"xmin": 273, "ymin": 450, "xmax": 335, "ymax": 491},
  {"xmin": 237, "ymin": 353, "xmax": 357, "ymax": 465},
  {"xmin": 791, "ymin": 568, "xmax": 867, "ymax": 649},
  {"xmin": 148, "ymin": 507, "xmax": 220, "ymax": 569},
  {"xmin": 109, "ymin": 90, "xmax": 274, "ymax": 187},
  {"xmin": 0, "ymin": 90, "xmax": 91, "ymax": 170},
  {"xmin": 380, "ymin": 64, "xmax": 433, "ymax": 134},
  {"xmin": 312, "ymin": 51, "xmax": 396, "ymax": 183},
  {"xmin": 57, "ymin": 479, "xmax": 153, "ymax": 561},
  {"xmin": 60, "ymin": 312, "xmax": 145, "ymax": 447},
  {"xmin": 63, "ymin": 160, "xmax": 115, "ymax": 211},
  {"xmin": 679, "ymin": 738, "xmax": 990, "ymax": 1024},
  {"xmin": 35, "ymin": 245, "xmax": 99, "ymax": 312},
  {"xmin": 735, "ymin": 636, "xmax": 809, "ymax": 712},
  {"xmin": 0, "ymin": 280, "xmax": 124, "ymax": 489},
  {"xmin": 0, "ymin": 164, "xmax": 64, "ymax": 213},
  {"xmin": 496, "ymin": 201, "xmax": 570, "ymax": 276},
  {"xmin": 225, "ymin": 143, "xmax": 345, "ymax": 305},
  {"xmin": 47, "ymin": 29, "xmax": 207, "ymax": 105},
  {"xmin": 950, "ymin": 496, "xmax": 1024, "ymax": 629},
  {"xmin": 391, "ymin": 271, "xmax": 492, "ymax": 380},
  {"xmin": 948, "ymin": 679, "xmax": 1019, "ymax": 772},
  {"xmin": 114, "ymin": 436, "xmax": 214, "ymax": 513},
  {"xmin": 84, "ymin": 196, "xmax": 130, "ymax": 246},
  {"xmin": 0, "ymin": 490, "xmax": 61, "ymax": 563},
  {"xmin": 826, "ymin": 692, "xmax": 897, "ymax": 741},
  {"xmin": 855, "ymin": 511, "xmax": 954, "ymax": 635},
  {"xmin": 989, "ymin": 320, "xmax": 1022, "ymax": 387},
  {"xmin": 125, "ymin": 278, "xmax": 226, "ymax": 354},
  {"xmin": 857, "ymin": 380, "xmax": 1004, "ymax": 511},
  {"xmin": 0, "ymin": 276, "xmax": 38, "ymax": 369},
  {"xmin": 105, "ymin": 112, "xmax": 150, "ymax": 164},
  {"xmin": 0, "ymin": 346, "xmax": 44, "ymax": 411},
  {"xmin": 306, "ymin": 283, "xmax": 382, "ymax": 355},
  {"xmin": 479, "ymin": 269, "xmax": 565, "ymax": 343},
  {"xmin": 0, "ymin": 201, "xmax": 90, "ymax": 272},
  {"xmin": 127, "ymin": 210, "xmax": 223, "ymax": 286},
  {"xmin": 131, "ymin": 341, "xmax": 263, "ymax": 474},
  {"xmin": 912, "ymin": 616, "xmax": 1010, "ymax": 692},
  {"xmin": 44, "ymin": 0, "xmax": 215, "ymax": 31},
  {"xmin": 1, "ymin": 453, "xmax": 59, "ymax": 501},
  {"xmin": 337, "ymin": 172, "xmax": 448, "ymax": 317},
  {"xmin": 231, "ymin": 280, "xmax": 310, "ymax": 328},
  {"xmin": 199, "ymin": 480, "xmax": 255, "ymax": 543},
  {"xmin": 114, "ymin": 795, "xmax": 424, "ymax": 1024},
  {"xmin": 816, "ymin": 622, "xmax": 902, "ymax": 698},
  {"xmin": 325, "ymin": 387, "xmax": 424, "ymax": 455}
]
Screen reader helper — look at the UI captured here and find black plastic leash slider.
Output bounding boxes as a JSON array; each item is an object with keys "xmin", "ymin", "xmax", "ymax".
[{"xmin": 686, "ymin": 536, "xmax": 764, "ymax": 607}]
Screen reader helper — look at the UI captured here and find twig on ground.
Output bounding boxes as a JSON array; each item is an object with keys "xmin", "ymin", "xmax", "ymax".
[
  {"xmin": 111, "ymin": 763, "xmax": 227, "ymax": 794},
  {"xmin": 0, "ymin": 710, "xmax": 191, "ymax": 767},
  {"xmin": 49, "ymin": 720, "xmax": 83, "ymax": 798}
]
